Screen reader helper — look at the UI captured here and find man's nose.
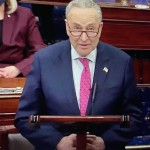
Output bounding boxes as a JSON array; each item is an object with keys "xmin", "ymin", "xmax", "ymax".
[{"xmin": 80, "ymin": 32, "xmax": 88, "ymax": 41}]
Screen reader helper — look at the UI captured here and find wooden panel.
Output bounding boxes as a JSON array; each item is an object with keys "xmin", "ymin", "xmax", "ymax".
[
  {"xmin": 0, "ymin": 124, "xmax": 17, "ymax": 150},
  {"xmin": 101, "ymin": 21, "xmax": 150, "ymax": 50},
  {"xmin": 0, "ymin": 78, "xmax": 25, "ymax": 88},
  {"xmin": 19, "ymin": 0, "xmax": 70, "ymax": 6},
  {"xmin": 142, "ymin": 60, "xmax": 150, "ymax": 83},
  {"xmin": 132, "ymin": 60, "xmax": 150, "ymax": 84},
  {"xmin": 0, "ymin": 113, "xmax": 18, "ymax": 150},
  {"xmin": 132, "ymin": 59, "xmax": 142, "ymax": 83},
  {"xmin": 0, "ymin": 78, "xmax": 25, "ymax": 113},
  {"xmin": 0, "ymin": 99, "xmax": 19, "ymax": 113},
  {"xmin": 101, "ymin": 6, "xmax": 150, "ymax": 50},
  {"xmin": 0, "ymin": 78, "xmax": 25, "ymax": 149},
  {"xmin": 102, "ymin": 6, "xmax": 150, "ymax": 22},
  {"xmin": 0, "ymin": 113, "xmax": 16, "ymax": 126}
]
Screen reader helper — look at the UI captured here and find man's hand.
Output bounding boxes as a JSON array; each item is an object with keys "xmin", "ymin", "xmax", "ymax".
[
  {"xmin": 86, "ymin": 134, "xmax": 105, "ymax": 150},
  {"xmin": 56, "ymin": 134, "xmax": 77, "ymax": 150},
  {"xmin": 0, "ymin": 66, "xmax": 21, "ymax": 78},
  {"xmin": 56, "ymin": 133, "xmax": 105, "ymax": 150}
]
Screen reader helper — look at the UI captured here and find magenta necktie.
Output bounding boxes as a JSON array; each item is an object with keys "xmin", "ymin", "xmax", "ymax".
[{"xmin": 79, "ymin": 58, "xmax": 91, "ymax": 116}]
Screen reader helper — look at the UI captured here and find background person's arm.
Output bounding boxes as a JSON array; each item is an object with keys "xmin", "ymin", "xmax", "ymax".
[{"xmin": 14, "ymin": 8, "xmax": 46, "ymax": 76}]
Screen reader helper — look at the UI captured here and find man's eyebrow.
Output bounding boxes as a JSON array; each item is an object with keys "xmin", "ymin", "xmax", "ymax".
[
  {"xmin": 71, "ymin": 23, "xmax": 82, "ymax": 27},
  {"xmin": 71, "ymin": 23, "xmax": 96, "ymax": 27},
  {"xmin": 87, "ymin": 23, "xmax": 96, "ymax": 27}
]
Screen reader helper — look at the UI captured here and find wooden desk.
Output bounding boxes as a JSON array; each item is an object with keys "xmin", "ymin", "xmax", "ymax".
[
  {"xmin": 101, "ymin": 5, "xmax": 150, "ymax": 50},
  {"xmin": 0, "ymin": 78, "xmax": 25, "ymax": 150},
  {"xmin": 0, "ymin": 113, "xmax": 18, "ymax": 150},
  {"xmin": 0, "ymin": 78, "xmax": 26, "ymax": 113}
]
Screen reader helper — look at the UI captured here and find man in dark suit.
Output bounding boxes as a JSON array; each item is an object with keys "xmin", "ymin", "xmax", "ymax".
[
  {"xmin": 15, "ymin": 0, "xmax": 142, "ymax": 149},
  {"xmin": 0, "ymin": 0, "xmax": 46, "ymax": 78}
]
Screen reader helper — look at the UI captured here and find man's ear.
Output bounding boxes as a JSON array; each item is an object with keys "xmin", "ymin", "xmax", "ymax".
[
  {"xmin": 64, "ymin": 19, "xmax": 67, "ymax": 23},
  {"xmin": 64, "ymin": 19, "xmax": 70, "ymax": 36},
  {"xmin": 98, "ymin": 22, "xmax": 103, "ymax": 36}
]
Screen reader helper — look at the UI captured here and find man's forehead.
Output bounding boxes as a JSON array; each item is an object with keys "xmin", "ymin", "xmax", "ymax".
[
  {"xmin": 67, "ymin": 7, "xmax": 99, "ymax": 19},
  {"xmin": 67, "ymin": 8, "xmax": 100, "ymax": 25}
]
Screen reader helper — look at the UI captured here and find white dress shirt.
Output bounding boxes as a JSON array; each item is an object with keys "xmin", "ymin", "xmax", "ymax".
[{"xmin": 71, "ymin": 45, "xmax": 97, "ymax": 108}]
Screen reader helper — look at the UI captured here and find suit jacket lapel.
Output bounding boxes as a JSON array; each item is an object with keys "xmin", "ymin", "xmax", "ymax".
[
  {"xmin": 3, "ymin": 11, "xmax": 15, "ymax": 45},
  {"xmin": 94, "ymin": 42, "xmax": 110, "ymax": 88},
  {"xmin": 87, "ymin": 42, "xmax": 110, "ymax": 115},
  {"xmin": 58, "ymin": 42, "xmax": 80, "ymax": 115}
]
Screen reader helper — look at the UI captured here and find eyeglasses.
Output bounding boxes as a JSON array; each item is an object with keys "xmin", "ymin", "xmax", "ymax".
[{"xmin": 67, "ymin": 23, "xmax": 100, "ymax": 37}]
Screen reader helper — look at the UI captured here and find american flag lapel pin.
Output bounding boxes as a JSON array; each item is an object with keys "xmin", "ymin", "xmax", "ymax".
[{"xmin": 103, "ymin": 67, "xmax": 108, "ymax": 73}]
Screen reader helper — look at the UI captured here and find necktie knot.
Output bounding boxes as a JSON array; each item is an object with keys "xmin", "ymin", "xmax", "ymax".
[{"xmin": 79, "ymin": 58, "xmax": 89, "ymax": 69}]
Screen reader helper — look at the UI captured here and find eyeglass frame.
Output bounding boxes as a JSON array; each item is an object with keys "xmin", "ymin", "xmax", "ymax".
[{"xmin": 66, "ymin": 22, "xmax": 101, "ymax": 37}]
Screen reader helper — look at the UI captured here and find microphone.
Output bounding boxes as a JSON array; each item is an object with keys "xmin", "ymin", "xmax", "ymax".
[{"xmin": 91, "ymin": 83, "xmax": 97, "ymax": 115}]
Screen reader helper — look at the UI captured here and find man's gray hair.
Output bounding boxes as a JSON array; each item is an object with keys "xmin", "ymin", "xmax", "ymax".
[{"xmin": 66, "ymin": 0, "xmax": 102, "ymax": 21}]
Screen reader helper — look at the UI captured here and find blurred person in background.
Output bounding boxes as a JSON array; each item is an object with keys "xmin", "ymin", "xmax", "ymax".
[{"xmin": 0, "ymin": 0, "xmax": 46, "ymax": 78}]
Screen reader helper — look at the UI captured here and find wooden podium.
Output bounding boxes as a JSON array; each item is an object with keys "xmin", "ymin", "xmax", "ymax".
[{"xmin": 30, "ymin": 115, "xmax": 130, "ymax": 150}]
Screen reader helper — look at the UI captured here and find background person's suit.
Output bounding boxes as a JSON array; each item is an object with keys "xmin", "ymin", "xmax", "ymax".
[{"xmin": 0, "ymin": 6, "xmax": 46, "ymax": 76}]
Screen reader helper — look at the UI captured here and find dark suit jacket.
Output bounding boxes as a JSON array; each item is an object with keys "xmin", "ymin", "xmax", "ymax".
[
  {"xmin": 15, "ymin": 40, "xmax": 142, "ymax": 150},
  {"xmin": 0, "ymin": 6, "xmax": 46, "ymax": 76}
]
